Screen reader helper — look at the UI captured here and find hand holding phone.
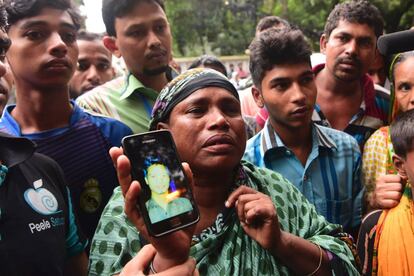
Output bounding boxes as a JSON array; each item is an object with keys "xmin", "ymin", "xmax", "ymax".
[
  {"xmin": 121, "ymin": 130, "xmax": 200, "ymax": 237},
  {"xmin": 109, "ymin": 146, "xmax": 196, "ymax": 270}
]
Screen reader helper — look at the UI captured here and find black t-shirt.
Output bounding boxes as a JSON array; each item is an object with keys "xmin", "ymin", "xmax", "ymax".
[{"xmin": 0, "ymin": 133, "xmax": 86, "ymax": 275}]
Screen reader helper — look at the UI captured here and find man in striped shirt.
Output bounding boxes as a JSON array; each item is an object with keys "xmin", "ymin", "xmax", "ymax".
[{"xmin": 244, "ymin": 28, "xmax": 363, "ymax": 236}]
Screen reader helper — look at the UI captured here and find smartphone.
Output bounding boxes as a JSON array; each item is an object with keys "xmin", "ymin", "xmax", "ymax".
[{"xmin": 122, "ymin": 130, "xmax": 200, "ymax": 237}]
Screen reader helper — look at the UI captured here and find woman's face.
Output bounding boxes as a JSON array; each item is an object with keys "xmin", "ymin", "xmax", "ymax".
[
  {"xmin": 147, "ymin": 164, "xmax": 170, "ymax": 194},
  {"xmin": 395, "ymin": 56, "xmax": 414, "ymax": 112},
  {"xmin": 161, "ymin": 87, "xmax": 246, "ymax": 174}
]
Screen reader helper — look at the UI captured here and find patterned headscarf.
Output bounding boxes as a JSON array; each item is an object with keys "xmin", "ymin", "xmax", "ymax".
[
  {"xmin": 149, "ymin": 68, "xmax": 239, "ymax": 130},
  {"xmin": 388, "ymin": 51, "xmax": 414, "ymax": 122}
]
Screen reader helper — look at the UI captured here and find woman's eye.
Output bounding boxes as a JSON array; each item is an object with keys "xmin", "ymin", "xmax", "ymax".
[{"xmin": 398, "ymin": 83, "xmax": 411, "ymax": 92}]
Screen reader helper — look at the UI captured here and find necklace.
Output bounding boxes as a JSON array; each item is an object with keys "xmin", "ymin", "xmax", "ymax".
[{"xmin": 0, "ymin": 161, "xmax": 8, "ymax": 186}]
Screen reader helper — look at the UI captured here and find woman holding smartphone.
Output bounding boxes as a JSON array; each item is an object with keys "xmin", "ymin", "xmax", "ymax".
[{"xmin": 89, "ymin": 68, "xmax": 359, "ymax": 276}]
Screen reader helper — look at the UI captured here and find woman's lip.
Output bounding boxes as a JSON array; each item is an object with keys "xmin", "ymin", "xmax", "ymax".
[{"xmin": 203, "ymin": 134, "xmax": 235, "ymax": 147}]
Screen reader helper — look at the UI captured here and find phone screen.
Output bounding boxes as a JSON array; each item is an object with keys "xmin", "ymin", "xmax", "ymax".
[{"xmin": 122, "ymin": 130, "xmax": 199, "ymax": 237}]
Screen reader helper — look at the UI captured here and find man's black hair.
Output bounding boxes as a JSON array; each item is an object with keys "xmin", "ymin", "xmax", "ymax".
[
  {"xmin": 255, "ymin": 15, "xmax": 291, "ymax": 35},
  {"xmin": 391, "ymin": 109, "xmax": 414, "ymax": 158},
  {"xmin": 324, "ymin": 0, "xmax": 384, "ymax": 39},
  {"xmin": 102, "ymin": 0, "xmax": 165, "ymax": 37},
  {"xmin": 77, "ymin": 29, "xmax": 103, "ymax": 42},
  {"xmin": 3, "ymin": 0, "xmax": 81, "ymax": 30},
  {"xmin": 188, "ymin": 54, "xmax": 227, "ymax": 76},
  {"xmin": 249, "ymin": 28, "xmax": 312, "ymax": 89}
]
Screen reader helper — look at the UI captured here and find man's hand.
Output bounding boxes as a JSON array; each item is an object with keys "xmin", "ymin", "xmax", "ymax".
[{"xmin": 371, "ymin": 174, "xmax": 403, "ymax": 209}]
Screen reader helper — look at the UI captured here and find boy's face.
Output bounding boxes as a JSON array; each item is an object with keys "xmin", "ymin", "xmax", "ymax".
[
  {"xmin": 106, "ymin": 1, "xmax": 172, "ymax": 78},
  {"xmin": 252, "ymin": 62, "xmax": 316, "ymax": 130},
  {"xmin": 6, "ymin": 8, "xmax": 78, "ymax": 88},
  {"xmin": 320, "ymin": 20, "xmax": 376, "ymax": 82}
]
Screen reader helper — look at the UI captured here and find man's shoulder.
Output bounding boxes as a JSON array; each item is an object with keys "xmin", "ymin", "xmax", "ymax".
[
  {"xmin": 244, "ymin": 130, "xmax": 263, "ymax": 161},
  {"xmin": 75, "ymin": 105, "xmax": 133, "ymax": 144},
  {"xmin": 315, "ymin": 124, "xmax": 360, "ymax": 151}
]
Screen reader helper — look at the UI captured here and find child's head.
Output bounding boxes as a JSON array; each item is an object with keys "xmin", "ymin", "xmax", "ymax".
[{"xmin": 391, "ymin": 109, "xmax": 414, "ymax": 183}]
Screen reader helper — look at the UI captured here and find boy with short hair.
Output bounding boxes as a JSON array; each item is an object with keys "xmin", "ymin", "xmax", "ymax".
[
  {"xmin": 0, "ymin": 0, "xmax": 132, "ymax": 245},
  {"xmin": 244, "ymin": 28, "xmax": 363, "ymax": 235}
]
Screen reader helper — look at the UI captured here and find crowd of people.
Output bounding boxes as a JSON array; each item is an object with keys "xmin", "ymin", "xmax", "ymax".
[{"xmin": 0, "ymin": 0, "xmax": 413, "ymax": 275}]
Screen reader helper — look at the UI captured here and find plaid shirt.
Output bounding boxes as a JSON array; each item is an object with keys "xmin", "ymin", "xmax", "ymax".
[{"xmin": 244, "ymin": 121, "xmax": 363, "ymax": 229}]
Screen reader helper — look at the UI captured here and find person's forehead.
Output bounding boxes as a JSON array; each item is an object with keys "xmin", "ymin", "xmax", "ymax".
[
  {"xmin": 331, "ymin": 19, "xmax": 375, "ymax": 37},
  {"xmin": 10, "ymin": 7, "xmax": 75, "ymax": 31},
  {"xmin": 115, "ymin": 1, "xmax": 167, "ymax": 28},
  {"xmin": 176, "ymin": 87, "xmax": 238, "ymax": 108},
  {"xmin": 77, "ymin": 40, "xmax": 111, "ymax": 59},
  {"xmin": 264, "ymin": 63, "xmax": 312, "ymax": 79}
]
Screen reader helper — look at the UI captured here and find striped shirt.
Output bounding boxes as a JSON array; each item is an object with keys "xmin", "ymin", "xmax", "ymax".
[
  {"xmin": 243, "ymin": 121, "xmax": 363, "ymax": 229},
  {"xmin": 312, "ymin": 64, "xmax": 390, "ymax": 150},
  {"xmin": 76, "ymin": 73, "xmax": 159, "ymax": 134},
  {"xmin": 0, "ymin": 102, "xmax": 132, "ymax": 244}
]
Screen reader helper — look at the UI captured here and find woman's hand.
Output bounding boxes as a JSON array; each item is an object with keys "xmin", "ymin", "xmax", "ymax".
[
  {"xmin": 225, "ymin": 185, "xmax": 281, "ymax": 251},
  {"xmin": 109, "ymin": 147, "xmax": 196, "ymax": 272},
  {"xmin": 119, "ymin": 244, "xmax": 199, "ymax": 276}
]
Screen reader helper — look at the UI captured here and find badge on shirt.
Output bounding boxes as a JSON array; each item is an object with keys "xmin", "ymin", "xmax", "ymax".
[{"xmin": 80, "ymin": 178, "xmax": 102, "ymax": 213}]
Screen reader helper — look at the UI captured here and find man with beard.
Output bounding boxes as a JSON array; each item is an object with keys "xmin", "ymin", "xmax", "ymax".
[
  {"xmin": 76, "ymin": 0, "xmax": 173, "ymax": 134},
  {"xmin": 313, "ymin": 0, "xmax": 389, "ymax": 149}
]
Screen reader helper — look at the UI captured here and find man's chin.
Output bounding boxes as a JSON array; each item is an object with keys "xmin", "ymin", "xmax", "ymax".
[{"xmin": 143, "ymin": 66, "xmax": 168, "ymax": 76}]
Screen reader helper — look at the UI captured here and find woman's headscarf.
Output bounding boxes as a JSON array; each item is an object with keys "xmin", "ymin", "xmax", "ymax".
[
  {"xmin": 388, "ymin": 51, "xmax": 414, "ymax": 122},
  {"xmin": 149, "ymin": 68, "xmax": 239, "ymax": 130}
]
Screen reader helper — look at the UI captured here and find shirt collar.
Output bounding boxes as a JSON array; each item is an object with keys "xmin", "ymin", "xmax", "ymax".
[
  {"xmin": 1, "ymin": 101, "xmax": 82, "ymax": 137},
  {"xmin": 260, "ymin": 120, "xmax": 337, "ymax": 156},
  {"xmin": 120, "ymin": 73, "xmax": 155, "ymax": 100},
  {"xmin": 0, "ymin": 132, "xmax": 35, "ymax": 167}
]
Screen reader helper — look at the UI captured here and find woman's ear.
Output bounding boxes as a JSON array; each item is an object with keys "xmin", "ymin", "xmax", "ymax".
[
  {"xmin": 393, "ymin": 154, "xmax": 408, "ymax": 179},
  {"xmin": 157, "ymin": 122, "xmax": 169, "ymax": 130}
]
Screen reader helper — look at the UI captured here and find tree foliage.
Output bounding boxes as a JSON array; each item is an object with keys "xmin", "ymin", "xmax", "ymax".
[{"xmin": 165, "ymin": 0, "xmax": 414, "ymax": 57}]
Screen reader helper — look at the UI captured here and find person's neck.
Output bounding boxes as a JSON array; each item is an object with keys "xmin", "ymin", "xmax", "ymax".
[
  {"xmin": 11, "ymin": 82, "xmax": 73, "ymax": 134},
  {"xmin": 151, "ymin": 192, "xmax": 169, "ymax": 210},
  {"xmin": 316, "ymin": 67, "xmax": 362, "ymax": 99},
  {"xmin": 136, "ymin": 72, "xmax": 169, "ymax": 93},
  {"xmin": 191, "ymin": 170, "xmax": 235, "ymax": 234},
  {"xmin": 269, "ymin": 119, "xmax": 313, "ymax": 166},
  {"xmin": 192, "ymin": 171, "xmax": 234, "ymax": 210}
]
